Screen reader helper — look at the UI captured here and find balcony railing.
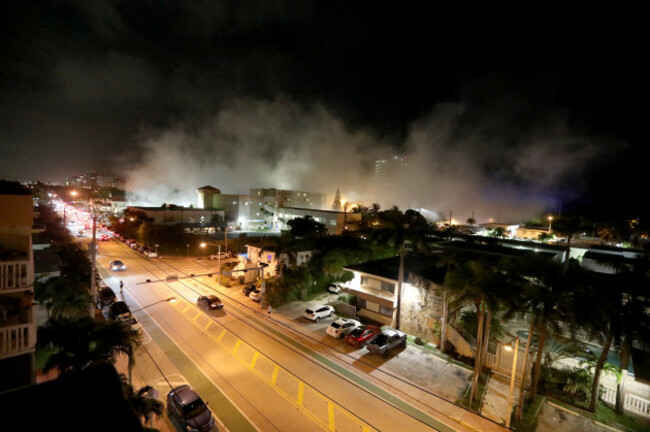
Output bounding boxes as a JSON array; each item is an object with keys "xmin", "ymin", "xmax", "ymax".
[
  {"xmin": 0, "ymin": 260, "xmax": 32, "ymax": 291},
  {"xmin": 0, "ymin": 323, "xmax": 36, "ymax": 359}
]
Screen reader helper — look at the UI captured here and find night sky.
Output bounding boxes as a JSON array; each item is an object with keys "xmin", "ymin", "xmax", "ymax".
[{"xmin": 1, "ymin": 2, "xmax": 646, "ymax": 222}]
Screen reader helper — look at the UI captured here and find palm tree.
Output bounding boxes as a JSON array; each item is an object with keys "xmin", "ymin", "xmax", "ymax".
[
  {"xmin": 119, "ymin": 374, "xmax": 165, "ymax": 429},
  {"xmin": 445, "ymin": 257, "xmax": 510, "ymax": 406},
  {"xmin": 510, "ymin": 255, "xmax": 585, "ymax": 402},
  {"xmin": 372, "ymin": 208, "xmax": 430, "ymax": 330},
  {"xmin": 37, "ymin": 316, "xmax": 141, "ymax": 377},
  {"xmin": 35, "ymin": 276, "xmax": 93, "ymax": 319}
]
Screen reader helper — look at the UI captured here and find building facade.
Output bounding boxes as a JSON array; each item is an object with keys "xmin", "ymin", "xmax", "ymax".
[{"xmin": 0, "ymin": 182, "xmax": 36, "ymax": 392}]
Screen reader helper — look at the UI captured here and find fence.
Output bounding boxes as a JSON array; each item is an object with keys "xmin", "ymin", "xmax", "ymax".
[{"xmin": 601, "ymin": 385, "xmax": 650, "ymax": 417}]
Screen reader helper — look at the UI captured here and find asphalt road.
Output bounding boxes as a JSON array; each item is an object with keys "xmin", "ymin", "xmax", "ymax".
[{"xmin": 89, "ymin": 232, "xmax": 507, "ymax": 432}]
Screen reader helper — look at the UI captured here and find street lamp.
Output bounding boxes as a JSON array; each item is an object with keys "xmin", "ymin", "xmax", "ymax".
[
  {"xmin": 547, "ymin": 215, "xmax": 553, "ymax": 232},
  {"xmin": 186, "ymin": 243, "xmax": 190, "ymax": 257},
  {"xmin": 504, "ymin": 336, "xmax": 520, "ymax": 428},
  {"xmin": 131, "ymin": 297, "xmax": 177, "ymax": 314},
  {"xmin": 155, "ymin": 244, "xmax": 159, "ymax": 256}
]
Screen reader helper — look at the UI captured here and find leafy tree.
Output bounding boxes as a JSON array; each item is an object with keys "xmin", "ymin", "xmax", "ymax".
[
  {"xmin": 445, "ymin": 257, "xmax": 511, "ymax": 406},
  {"xmin": 37, "ymin": 317, "xmax": 141, "ymax": 377},
  {"xmin": 118, "ymin": 374, "xmax": 165, "ymax": 429},
  {"xmin": 287, "ymin": 216, "xmax": 327, "ymax": 237},
  {"xmin": 35, "ymin": 276, "xmax": 92, "ymax": 319},
  {"xmin": 509, "ymin": 256, "xmax": 587, "ymax": 403},
  {"xmin": 372, "ymin": 208, "xmax": 430, "ymax": 330}
]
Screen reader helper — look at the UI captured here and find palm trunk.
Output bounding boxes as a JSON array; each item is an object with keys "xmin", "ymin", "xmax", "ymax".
[
  {"xmin": 481, "ymin": 309, "xmax": 492, "ymax": 374},
  {"xmin": 395, "ymin": 251, "xmax": 405, "ymax": 330},
  {"xmin": 589, "ymin": 331, "xmax": 613, "ymax": 412},
  {"xmin": 515, "ymin": 320, "xmax": 535, "ymax": 422},
  {"xmin": 440, "ymin": 292, "xmax": 448, "ymax": 353},
  {"xmin": 528, "ymin": 319, "xmax": 548, "ymax": 403},
  {"xmin": 469, "ymin": 300, "xmax": 485, "ymax": 406},
  {"xmin": 615, "ymin": 338, "xmax": 631, "ymax": 414}
]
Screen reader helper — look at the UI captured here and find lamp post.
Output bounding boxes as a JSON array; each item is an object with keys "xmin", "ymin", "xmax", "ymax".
[
  {"xmin": 186, "ymin": 243, "xmax": 190, "ymax": 258},
  {"xmin": 505, "ymin": 336, "xmax": 520, "ymax": 428},
  {"xmin": 155, "ymin": 244, "xmax": 159, "ymax": 256},
  {"xmin": 548, "ymin": 215, "xmax": 553, "ymax": 232},
  {"xmin": 127, "ymin": 296, "xmax": 176, "ymax": 384}
]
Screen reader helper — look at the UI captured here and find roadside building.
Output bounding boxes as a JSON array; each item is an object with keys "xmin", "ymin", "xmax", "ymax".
[
  {"xmin": 0, "ymin": 181, "xmax": 37, "ymax": 392},
  {"xmin": 276, "ymin": 207, "xmax": 361, "ymax": 235}
]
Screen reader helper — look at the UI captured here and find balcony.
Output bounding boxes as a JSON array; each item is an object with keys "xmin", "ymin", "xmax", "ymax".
[
  {"xmin": 1, "ymin": 260, "xmax": 32, "ymax": 292},
  {"xmin": 0, "ymin": 323, "xmax": 36, "ymax": 359}
]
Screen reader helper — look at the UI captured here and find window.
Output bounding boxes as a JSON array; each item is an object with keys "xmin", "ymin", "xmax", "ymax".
[
  {"xmin": 330, "ymin": 219, "xmax": 337, "ymax": 226},
  {"xmin": 381, "ymin": 281, "xmax": 395, "ymax": 294},
  {"xmin": 360, "ymin": 276, "xmax": 368, "ymax": 286},
  {"xmin": 358, "ymin": 298, "xmax": 367, "ymax": 309},
  {"xmin": 379, "ymin": 306, "xmax": 393, "ymax": 317}
]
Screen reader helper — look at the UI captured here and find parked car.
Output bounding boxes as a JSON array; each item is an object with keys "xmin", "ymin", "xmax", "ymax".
[
  {"xmin": 242, "ymin": 284, "xmax": 256, "ymax": 296},
  {"xmin": 209, "ymin": 252, "xmax": 229, "ymax": 260},
  {"xmin": 303, "ymin": 305, "xmax": 335, "ymax": 321},
  {"xmin": 366, "ymin": 328, "xmax": 407, "ymax": 358},
  {"xmin": 110, "ymin": 260, "xmax": 127, "ymax": 271},
  {"xmin": 326, "ymin": 318, "xmax": 361, "ymax": 338},
  {"xmin": 249, "ymin": 289, "xmax": 261, "ymax": 302},
  {"xmin": 108, "ymin": 301, "xmax": 131, "ymax": 321},
  {"xmin": 97, "ymin": 286, "xmax": 117, "ymax": 308},
  {"xmin": 167, "ymin": 385, "xmax": 215, "ymax": 432},
  {"xmin": 344, "ymin": 325, "xmax": 381, "ymax": 347},
  {"xmin": 327, "ymin": 282, "xmax": 342, "ymax": 294},
  {"xmin": 197, "ymin": 295, "xmax": 223, "ymax": 310},
  {"xmin": 143, "ymin": 250, "xmax": 158, "ymax": 258}
]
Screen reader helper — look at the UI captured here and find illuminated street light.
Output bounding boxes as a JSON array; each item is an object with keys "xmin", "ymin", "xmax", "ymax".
[
  {"xmin": 131, "ymin": 296, "xmax": 176, "ymax": 314},
  {"xmin": 547, "ymin": 215, "xmax": 553, "ymax": 232}
]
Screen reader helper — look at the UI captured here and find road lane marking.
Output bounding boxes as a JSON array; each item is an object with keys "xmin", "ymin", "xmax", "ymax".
[
  {"xmin": 232, "ymin": 340, "xmax": 242, "ymax": 354},
  {"xmin": 249, "ymin": 352, "xmax": 259, "ymax": 368},
  {"xmin": 297, "ymin": 382, "xmax": 304, "ymax": 406},
  {"xmin": 271, "ymin": 366, "xmax": 279, "ymax": 385}
]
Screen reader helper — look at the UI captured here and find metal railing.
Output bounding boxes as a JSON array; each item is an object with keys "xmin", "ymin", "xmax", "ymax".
[{"xmin": 0, "ymin": 323, "xmax": 36, "ymax": 358}]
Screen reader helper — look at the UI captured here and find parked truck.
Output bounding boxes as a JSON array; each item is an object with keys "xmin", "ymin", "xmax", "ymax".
[{"xmin": 366, "ymin": 328, "xmax": 407, "ymax": 358}]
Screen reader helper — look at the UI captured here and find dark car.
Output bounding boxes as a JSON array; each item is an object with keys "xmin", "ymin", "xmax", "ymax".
[
  {"xmin": 167, "ymin": 385, "xmax": 215, "ymax": 432},
  {"xmin": 108, "ymin": 301, "xmax": 131, "ymax": 321},
  {"xmin": 344, "ymin": 325, "xmax": 381, "ymax": 347},
  {"xmin": 242, "ymin": 284, "xmax": 256, "ymax": 296},
  {"xmin": 197, "ymin": 295, "xmax": 223, "ymax": 310},
  {"xmin": 97, "ymin": 286, "xmax": 117, "ymax": 308}
]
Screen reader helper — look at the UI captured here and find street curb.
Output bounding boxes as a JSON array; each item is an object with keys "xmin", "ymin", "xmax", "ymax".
[
  {"xmin": 548, "ymin": 401, "xmax": 579, "ymax": 416},
  {"xmin": 593, "ymin": 421, "xmax": 623, "ymax": 432}
]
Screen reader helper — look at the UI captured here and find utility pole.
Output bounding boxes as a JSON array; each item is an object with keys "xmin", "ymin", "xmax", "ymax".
[{"xmin": 90, "ymin": 214, "xmax": 97, "ymax": 318}]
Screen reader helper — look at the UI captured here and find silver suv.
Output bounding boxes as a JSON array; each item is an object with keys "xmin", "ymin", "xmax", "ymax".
[{"xmin": 366, "ymin": 328, "xmax": 407, "ymax": 358}]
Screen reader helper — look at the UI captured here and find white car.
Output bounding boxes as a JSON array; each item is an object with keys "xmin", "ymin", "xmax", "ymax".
[
  {"xmin": 327, "ymin": 282, "xmax": 343, "ymax": 294},
  {"xmin": 249, "ymin": 289, "xmax": 261, "ymax": 302},
  {"xmin": 143, "ymin": 250, "xmax": 157, "ymax": 258},
  {"xmin": 303, "ymin": 305, "xmax": 335, "ymax": 322},
  {"xmin": 110, "ymin": 260, "xmax": 127, "ymax": 271},
  {"xmin": 327, "ymin": 318, "xmax": 361, "ymax": 338}
]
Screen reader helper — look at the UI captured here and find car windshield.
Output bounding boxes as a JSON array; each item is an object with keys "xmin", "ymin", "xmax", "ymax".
[
  {"xmin": 373, "ymin": 334, "xmax": 389, "ymax": 345},
  {"xmin": 182, "ymin": 399, "xmax": 208, "ymax": 419},
  {"xmin": 330, "ymin": 322, "xmax": 341, "ymax": 329},
  {"xmin": 113, "ymin": 261, "xmax": 123, "ymax": 265},
  {"xmin": 305, "ymin": 309, "xmax": 314, "ymax": 314},
  {"xmin": 348, "ymin": 328, "xmax": 364, "ymax": 337}
]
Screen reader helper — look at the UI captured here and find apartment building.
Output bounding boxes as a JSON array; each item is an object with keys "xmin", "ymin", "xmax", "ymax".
[{"xmin": 0, "ymin": 181, "xmax": 36, "ymax": 392}]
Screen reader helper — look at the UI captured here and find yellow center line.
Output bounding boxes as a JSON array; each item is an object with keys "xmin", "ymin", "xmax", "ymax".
[
  {"xmin": 271, "ymin": 366, "xmax": 279, "ymax": 386},
  {"xmin": 328, "ymin": 402, "xmax": 335, "ymax": 431},
  {"xmin": 297, "ymin": 382, "xmax": 304, "ymax": 406}
]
